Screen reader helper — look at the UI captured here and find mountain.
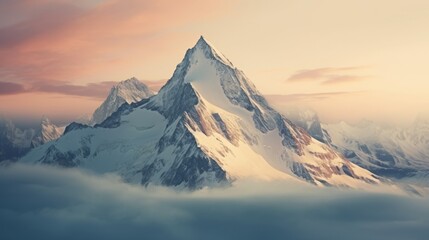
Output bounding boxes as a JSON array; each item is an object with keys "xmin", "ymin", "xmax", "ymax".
[
  {"xmin": 90, "ymin": 78, "xmax": 154, "ymax": 125},
  {"xmin": 323, "ymin": 119, "xmax": 429, "ymax": 183},
  {"xmin": 31, "ymin": 117, "xmax": 65, "ymax": 148},
  {"xmin": 0, "ymin": 118, "xmax": 35, "ymax": 162},
  {"xmin": 20, "ymin": 37, "xmax": 381, "ymax": 189},
  {"xmin": 1, "ymin": 78, "xmax": 153, "ymax": 162},
  {"xmin": 0, "ymin": 117, "xmax": 66, "ymax": 163},
  {"xmin": 284, "ymin": 109, "xmax": 429, "ymax": 185},
  {"xmin": 283, "ymin": 108, "xmax": 331, "ymax": 144}
]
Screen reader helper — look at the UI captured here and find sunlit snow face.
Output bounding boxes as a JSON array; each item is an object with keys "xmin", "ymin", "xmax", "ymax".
[{"xmin": 1, "ymin": 164, "xmax": 429, "ymax": 240}]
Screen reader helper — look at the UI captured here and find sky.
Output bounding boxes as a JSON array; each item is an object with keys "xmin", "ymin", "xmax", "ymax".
[
  {"xmin": 1, "ymin": 163, "xmax": 429, "ymax": 240},
  {"xmin": 0, "ymin": 0, "xmax": 428, "ymax": 125}
]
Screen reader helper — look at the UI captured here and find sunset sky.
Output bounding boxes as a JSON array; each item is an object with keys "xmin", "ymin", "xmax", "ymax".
[{"xmin": 1, "ymin": 0, "xmax": 428, "ymax": 125}]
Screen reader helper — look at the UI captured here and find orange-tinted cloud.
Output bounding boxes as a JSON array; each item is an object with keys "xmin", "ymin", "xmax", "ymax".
[{"xmin": 287, "ymin": 67, "xmax": 369, "ymax": 85}]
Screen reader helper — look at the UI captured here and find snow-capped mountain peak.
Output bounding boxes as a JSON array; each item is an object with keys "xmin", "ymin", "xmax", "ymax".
[
  {"xmin": 153, "ymin": 37, "xmax": 274, "ymax": 131},
  {"xmin": 0, "ymin": 118, "xmax": 36, "ymax": 162},
  {"xmin": 112, "ymin": 77, "xmax": 151, "ymax": 103},
  {"xmin": 194, "ymin": 36, "xmax": 234, "ymax": 67},
  {"xmin": 31, "ymin": 117, "xmax": 65, "ymax": 148},
  {"xmin": 41, "ymin": 116, "xmax": 50, "ymax": 124},
  {"xmin": 90, "ymin": 78, "xmax": 154, "ymax": 125}
]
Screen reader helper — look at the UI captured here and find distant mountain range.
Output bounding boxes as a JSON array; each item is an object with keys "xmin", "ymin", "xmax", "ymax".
[
  {"xmin": 285, "ymin": 109, "xmax": 429, "ymax": 186},
  {"xmin": 0, "ymin": 117, "xmax": 64, "ymax": 162}
]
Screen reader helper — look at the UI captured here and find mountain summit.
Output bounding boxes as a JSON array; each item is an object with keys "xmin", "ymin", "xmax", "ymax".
[
  {"xmin": 90, "ymin": 78, "xmax": 154, "ymax": 125},
  {"xmin": 31, "ymin": 117, "xmax": 65, "ymax": 148},
  {"xmin": 21, "ymin": 37, "xmax": 381, "ymax": 189}
]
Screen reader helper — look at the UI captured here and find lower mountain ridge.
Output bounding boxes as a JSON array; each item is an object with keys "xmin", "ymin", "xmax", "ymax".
[
  {"xmin": 21, "ymin": 37, "xmax": 383, "ymax": 190},
  {"xmin": 0, "ymin": 117, "xmax": 64, "ymax": 162},
  {"xmin": 323, "ymin": 120, "xmax": 429, "ymax": 185},
  {"xmin": 284, "ymin": 109, "xmax": 429, "ymax": 187}
]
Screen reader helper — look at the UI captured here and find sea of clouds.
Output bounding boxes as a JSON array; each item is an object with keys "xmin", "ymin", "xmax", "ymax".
[{"xmin": 1, "ymin": 164, "xmax": 429, "ymax": 240}]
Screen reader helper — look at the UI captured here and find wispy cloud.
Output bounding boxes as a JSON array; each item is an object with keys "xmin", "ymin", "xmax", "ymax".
[
  {"xmin": 266, "ymin": 91, "xmax": 359, "ymax": 103},
  {"xmin": 32, "ymin": 80, "xmax": 117, "ymax": 99},
  {"xmin": 0, "ymin": 79, "xmax": 165, "ymax": 98},
  {"xmin": 141, "ymin": 79, "xmax": 167, "ymax": 92},
  {"xmin": 1, "ymin": 164, "xmax": 428, "ymax": 240},
  {"xmin": 0, "ymin": 80, "xmax": 115, "ymax": 98},
  {"xmin": 0, "ymin": 81, "xmax": 26, "ymax": 95},
  {"xmin": 287, "ymin": 67, "xmax": 369, "ymax": 85}
]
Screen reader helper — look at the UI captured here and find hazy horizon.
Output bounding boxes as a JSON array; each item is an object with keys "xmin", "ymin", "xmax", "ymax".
[{"xmin": 2, "ymin": 89, "xmax": 429, "ymax": 129}]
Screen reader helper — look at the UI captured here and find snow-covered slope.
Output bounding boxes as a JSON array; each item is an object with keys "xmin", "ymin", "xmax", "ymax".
[
  {"xmin": 90, "ymin": 78, "xmax": 154, "ymax": 125},
  {"xmin": 21, "ymin": 37, "xmax": 381, "ymax": 189},
  {"xmin": 31, "ymin": 117, "xmax": 65, "ymax": 148}
]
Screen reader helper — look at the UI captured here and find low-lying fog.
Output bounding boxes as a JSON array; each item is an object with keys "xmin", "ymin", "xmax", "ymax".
[{"xmin": 1, "ymin": 164, "xmax": 428, "ymax": 240}]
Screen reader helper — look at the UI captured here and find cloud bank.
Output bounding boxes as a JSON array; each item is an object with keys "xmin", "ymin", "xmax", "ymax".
[{"xmin": 1, "ymin": 164, "xmax": 428, "ymax": 240}]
